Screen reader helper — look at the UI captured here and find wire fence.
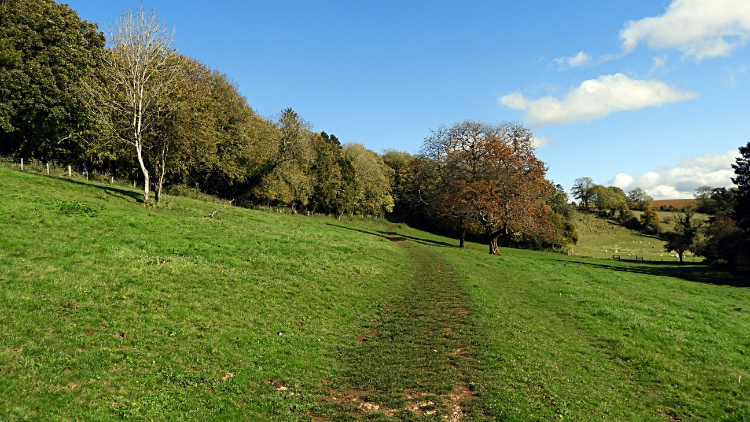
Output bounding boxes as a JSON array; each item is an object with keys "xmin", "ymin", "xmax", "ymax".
[
  {"xmin": 0, "ymin": 156, "xmax": 140, "ymax": 188},
  {"xmin": 607, "ymin": 253, "xmax": 701, "ymax": 263},
  {"xmin": 1, "ymin": 156, "xmax": 391, "ymax": 222}
]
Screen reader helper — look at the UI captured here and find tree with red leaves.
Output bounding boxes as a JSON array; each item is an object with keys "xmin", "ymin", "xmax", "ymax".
[{"xmin": 421, "ymin": 121, "xmax": 552, "ymax": 254}]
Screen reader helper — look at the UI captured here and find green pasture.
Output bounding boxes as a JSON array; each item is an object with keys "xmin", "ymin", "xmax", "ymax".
[
  {"xmin": 572, "ymin": 211, "xmax": 706, "ymax": 262},
  {"xmin": 0, "ymin": 167, "xmax": 412, "ymax": 420},
  {"xmin": 394, "ymin": 223, "xmax": 750, "ymax": 420},
  {"xmin": 1, "ymin": 167, "xmax": 749, "ymax": 421}
]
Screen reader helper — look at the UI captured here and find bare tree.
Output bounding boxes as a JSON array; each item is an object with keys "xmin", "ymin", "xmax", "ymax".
[{"xmin": 86, "ymin": 6, "xmax": 181, "ymax": 202}]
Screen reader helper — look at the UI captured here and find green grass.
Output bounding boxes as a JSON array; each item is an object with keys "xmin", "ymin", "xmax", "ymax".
[
  {"xmin": 390, "ymin": 225, "xmax": 750, "ymax": 421},
  {"xmin": 313, "ymin": 240, "xmax": 483, "ymax": 421},
  {"xmin": 572, "ymin": 211, "xmax": 705, "ymax": 262},
  {"xmin": 0, "ymin": 168, "xmax": 412, "ymax": 421},
  {"xmin": 2, "ymin": 167, "xmax": 749, "ymax": 421}
]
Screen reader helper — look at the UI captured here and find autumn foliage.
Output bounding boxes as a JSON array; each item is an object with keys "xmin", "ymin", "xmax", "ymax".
[
  {"xmin": 420, "ymin": 121, "xmax": 553, "ymax": 254},
  {"xmin": 1, "ymin": 3, "xmax": 569, "ymax": 253}
]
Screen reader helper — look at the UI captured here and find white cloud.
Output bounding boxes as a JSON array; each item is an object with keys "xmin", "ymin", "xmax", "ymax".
[
  {"xmin": 608, "ymin": 150, "xmax": 740, "ymax": 199},
  {"xmin": 620, "ymin": 0, "xmax": 750, "ymax": 59},
  {"xmin": 499, "ymin": 73, "xmax": 696, "ymax": 128},
  {"xmin": 652, "ymin": 55, "xmax": 668, "ymax": 69},
  {"xmin": 725, "ymin": 64, "xmax": 750, "ymax": 86},
  {"xmin": 553, "ymin": 51, "xmax": 593, "ymax": 68},
  {"xmin": 531, "ymin": 136, "xmax": 550, "ymax": 149}
]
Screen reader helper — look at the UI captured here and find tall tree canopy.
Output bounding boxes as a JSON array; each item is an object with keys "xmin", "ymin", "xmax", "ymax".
[
  {"xmin": 251, "ymin": 108, "xmax": 316, "ymax": 208},
  {"xmin": 572, "ymin": 177, "xmax": 594, "ymax": 208},
  {"xmin": 420, "ymin": 121, "xmax": 553, "ymax": 254},
  {"xmin": 627, "ymin": 187, "xmax": 653, "ymax": 210},
  {"xmin": 0, "ymin": 0, "xmax": 105, "ymax": 162},
  {"xmin": 343, "ymin": 143, "xmax": 395, "ymax": 216}
]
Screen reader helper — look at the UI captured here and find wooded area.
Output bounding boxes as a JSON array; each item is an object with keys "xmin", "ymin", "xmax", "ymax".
[{"xmin": 1, "ymin": 0, "xmax": 748, "ymax": 264}]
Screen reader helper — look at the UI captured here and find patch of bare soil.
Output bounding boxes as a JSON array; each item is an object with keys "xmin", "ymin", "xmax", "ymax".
[
  {"xmin": 319, "ymin": 384, "xmax": 478, "ymax": 420},
  {"xmin": 324, "ymin": 389, "xmax": 398, "ymax": 416},
  {"xmin": 652, "ymin": 199, "xmax": 696, "ymax": 209},
  {"xmin": 444, "ymin": 383, "xmax": 477, "ymax": 422},
  {"xmin": 268, "ymin": 379, "xmax": 287, "ymax": 391},
  {"xmin": 355, "ymin": 331, "xmax": 378, "ymax": 343}
]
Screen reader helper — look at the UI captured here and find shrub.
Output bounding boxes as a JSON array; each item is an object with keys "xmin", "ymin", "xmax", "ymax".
[{"xmin": 640, "ymin": 208, "xmax": 662, "ymax": 234}]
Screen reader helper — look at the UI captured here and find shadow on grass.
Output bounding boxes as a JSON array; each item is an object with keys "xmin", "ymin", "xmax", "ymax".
[
  {"xmin": 19, "ymin": 170, "xmax": 144, "ymax": 203},
  {"xmin": 553, "ymin": 255, "xmax": 750, "ymax": 288},
  {"xmin": 327, "ymin": 224, "xmax": 461, "ymax": 249}
]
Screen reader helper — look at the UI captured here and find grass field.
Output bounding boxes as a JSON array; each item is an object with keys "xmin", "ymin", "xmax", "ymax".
[
  {"xmin": 572, "ymin": 211, "xmax": 709, "ymax": 262},
  {"xmin": 1, "ymin": 167, "xmax": 749, "ymax": 421}
]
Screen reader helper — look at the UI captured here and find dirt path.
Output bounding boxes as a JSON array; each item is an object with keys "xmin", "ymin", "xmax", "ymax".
[{"xmin": 313, "ymin": 240, "xmax": 484, "ymax": 421}]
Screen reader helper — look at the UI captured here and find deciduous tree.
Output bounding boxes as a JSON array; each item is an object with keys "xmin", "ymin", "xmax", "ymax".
[
  {"xmin": 640, "ymin": 207, "xmax": 661, "ymax": 233},
  {"xmin": 590, "ymin": 185, "xmax": 627, "ymax": 214},
  {"xmin": 252, "ymin": 108, "xmax": 315, "ymax": 208},
  {"xmin": 572, "ymin": 177, "xmax": 594, "ymax": 208},
  {"xmin": 342, "ymin": 143, "xmax": 394, "ymax": 216},
  {"xmin": 420, "ymin": 121, "xmax": 552, "ymax": 254},
  {"xmin": 0, "ymin": 0, "xmax": 105, "ymax": 162},
  {"xmin": 665, "ymin": 207, "xmax": 701, "ymax": 263},
  {"xmin": 627, "ymin": 187, "xmax": 653, "ymax": 211},
  {"xmin": 85, "ymin": 6, "xmax": 181, "ymax": 202}
]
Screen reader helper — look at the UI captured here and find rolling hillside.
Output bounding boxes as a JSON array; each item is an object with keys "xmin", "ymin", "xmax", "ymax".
[{"xmin": 1, "ymin": 167, "xmax": 749, "ymax": 421}]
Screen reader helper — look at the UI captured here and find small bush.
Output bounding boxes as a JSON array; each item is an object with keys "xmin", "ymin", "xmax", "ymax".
[
  {"xmin": 165, "ymin": 184, "xmax": 222, "ymax": 203},
  {"xmin": 640, "ymin": 208, "xmax": 662, "ymax": 234},
  {"xmin": 49, "ymin": 199, "xmax": 102, "ymax": 217}
]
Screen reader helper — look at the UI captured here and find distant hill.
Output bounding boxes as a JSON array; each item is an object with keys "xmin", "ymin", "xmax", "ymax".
[{"xmin": 652, "ymin": 198, "xmax": 697, "ymax": 209}]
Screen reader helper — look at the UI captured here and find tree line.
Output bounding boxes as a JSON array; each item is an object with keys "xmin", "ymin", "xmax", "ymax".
[
  {"xmin": 1, "ymin": 2, "xmax": 396, "ymax": 215},
  {"xmin": 1, "ymin": 1, "xmax": 582, "ymax": 255},
  {"xmin": 4, "ymin": 1, "xmax": 746, "ymax": 263}
]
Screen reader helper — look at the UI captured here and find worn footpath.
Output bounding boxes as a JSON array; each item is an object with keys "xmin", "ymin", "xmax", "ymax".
[{"xmin": 312, "ymin": 239, "xmax": 487, "ymax": 421}]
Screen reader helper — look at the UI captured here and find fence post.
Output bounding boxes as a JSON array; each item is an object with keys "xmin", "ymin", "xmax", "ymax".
[
  {"xmin": 46, "ymin": 163, "xmax": 49, "ymax": 174},
  {"xmin": 68, "ymin": 165, "xmax": 71, "ymax": 177},
  {"xmin": 20, "ymin": 158, "xmax": 23, "ymax": 170},
  {"xmin": 111, "ymin": 176, "xmax": 114, "ymax": 184}
]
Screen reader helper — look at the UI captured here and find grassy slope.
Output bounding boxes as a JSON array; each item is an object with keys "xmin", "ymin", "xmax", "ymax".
[
  {"xmin": 572, "ymin": 211, "xmax": 707, "ymax": 262},
  {"xmin": 391, "ymin": 225, "xmax": 750, "ymax": 421},
  {"xmin": 0, "ymin": 168, "xmax": 412, "ymax": 421},
  {"xmin": 2, "ymin": 168, "xmax": 749, "ymax": 421}
]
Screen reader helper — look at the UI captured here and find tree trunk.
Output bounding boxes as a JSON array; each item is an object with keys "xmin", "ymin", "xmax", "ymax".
[
  {"xmin": 136, "ymin": 145, "xmax": 150, "ymax": 202},
  {"xmin": 489, "ymin": 236, "xmax": 500, "ymax": 255},
  {"xmin": 156, "ymin": 177, "xmax": 164, "ymax": 204},
  {"xmin": 141, "ymin": 161, "xmax": 151, "ymax": 203},
  {"xmin": 459, "ymin": 230, "xmax": 466, "ymax": 248},
  {"xmin": 155, "ymin": 147, "xmax": 167, "ymax": 204}
]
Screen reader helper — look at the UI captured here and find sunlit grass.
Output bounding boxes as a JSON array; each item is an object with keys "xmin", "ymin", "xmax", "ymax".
[
  {"xmin": 2, "ymin": 168, "xmax": 748, "ymax": 421},
  {"xmin": 392, "ymin": 225, "xmax": 750, "ymax": 421},
  {"xmin": 572, "ymin": 211, "xmax": 705, "ymax": 262},
  {"xmin": 0, "ymin": 168, "xmax": 410, "ymax": 421}
]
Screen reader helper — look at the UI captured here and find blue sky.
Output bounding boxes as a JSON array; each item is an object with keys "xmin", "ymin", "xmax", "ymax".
[{"xmin": 64, "ymin": 0, "xmax": 750, "ymax": 198}]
